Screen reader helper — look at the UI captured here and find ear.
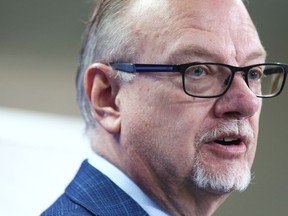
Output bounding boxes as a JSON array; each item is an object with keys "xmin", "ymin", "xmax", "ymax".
[{"xmin": 85, "ymin": 63, "xmax": 121, "ymax": 134}]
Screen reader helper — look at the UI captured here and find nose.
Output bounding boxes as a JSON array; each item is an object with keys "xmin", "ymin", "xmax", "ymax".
[{"xmin": 214, "ymin": 74, "xmax": 262, "ymax": 119}]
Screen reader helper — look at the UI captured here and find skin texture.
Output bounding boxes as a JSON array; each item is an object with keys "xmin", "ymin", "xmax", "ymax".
[{"xmin": 85, "ymin": 0, "xmax": 266, "ymax": 215}]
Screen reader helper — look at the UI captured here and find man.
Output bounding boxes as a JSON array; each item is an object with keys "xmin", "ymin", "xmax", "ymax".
[{"xmin": 42, "ymin": 0, "xmax": 287, "ymax": 215}]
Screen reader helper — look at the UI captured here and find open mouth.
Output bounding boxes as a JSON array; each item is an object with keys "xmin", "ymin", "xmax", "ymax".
[
  {"xmin": 203, "ymin": 135, "xmax": 248, "ymax": 154},
  {"xmin": 215, "ymin": 137, "xmax": 241, "ymax": 146}
]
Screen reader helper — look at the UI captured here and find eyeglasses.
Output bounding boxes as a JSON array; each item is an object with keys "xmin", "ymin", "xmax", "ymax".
[{"xmin": 110, "ymin": 62, "xmax": 288, "ymax": 98}]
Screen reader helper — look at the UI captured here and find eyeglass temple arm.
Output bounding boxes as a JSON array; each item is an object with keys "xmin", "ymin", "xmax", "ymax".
[
  {"xmin": 262, "ymin": 64, "xmax": 288, "ymax": 75},
  {"xmin": 110, "ymin": 63, "xmax": 179, "ymax": 73},
  {"xmin": 264, "ymin": 68, "xmax": 283, "ymax": 75}
]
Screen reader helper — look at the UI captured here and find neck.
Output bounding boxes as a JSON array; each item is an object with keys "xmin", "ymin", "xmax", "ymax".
[{"xmin": 119, "ymin": 154, "xmax": 230, "ymax": 216}]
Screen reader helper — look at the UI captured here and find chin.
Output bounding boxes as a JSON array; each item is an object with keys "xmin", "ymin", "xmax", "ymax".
[{"xmin": 191, "ymin": 156, "xmax": 252, "ymax": 194}]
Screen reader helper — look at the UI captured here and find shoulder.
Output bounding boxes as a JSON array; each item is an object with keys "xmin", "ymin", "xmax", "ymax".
[
  {"xmin": 41, "ymin": 160, "xmax": 148, "ymax": 216},
  {"xmin": 40, "ymin": 193, "xmax": 94, "ymax": 216}
]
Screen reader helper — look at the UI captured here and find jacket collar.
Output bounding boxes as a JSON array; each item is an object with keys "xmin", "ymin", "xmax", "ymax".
[{"xmin": 65, "ymin": 160, "xmax": 148, "ymax": 215}]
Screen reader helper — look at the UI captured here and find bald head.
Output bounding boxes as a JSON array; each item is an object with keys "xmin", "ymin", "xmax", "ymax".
[{"xmin": 126, "ymin": 0, "xmax": 264, "ymax": 64}]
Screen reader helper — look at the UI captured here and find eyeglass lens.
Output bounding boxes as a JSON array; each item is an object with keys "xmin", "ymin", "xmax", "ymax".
[{"xmin": 183, "ymin": 64, "xmax": 285, "ymax": 97}]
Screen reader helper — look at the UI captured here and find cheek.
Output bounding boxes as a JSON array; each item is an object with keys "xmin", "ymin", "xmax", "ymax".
[
  {"xmin": 119, "ymin": 83, "xmax": 215, "ymax": 177},
  {"xmin": 249, "ymin": 122, "xmax": 259, "ymax": 164},
  {"xmin": 246, "ymin": 111, "xmax": 261, "ymax": 167}
]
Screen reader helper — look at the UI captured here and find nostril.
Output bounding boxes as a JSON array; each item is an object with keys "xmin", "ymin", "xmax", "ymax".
[{"xmin": 222, "ymin": 111, "xmax": 242, "ymax": 119}]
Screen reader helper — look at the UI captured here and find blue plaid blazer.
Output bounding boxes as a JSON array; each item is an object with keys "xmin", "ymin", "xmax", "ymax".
[{"xmin": 41, "ymin": 160, "xmax": 149, "ymax": 216}]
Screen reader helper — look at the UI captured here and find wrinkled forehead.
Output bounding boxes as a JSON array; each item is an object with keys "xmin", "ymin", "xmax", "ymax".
[
  {"xmin": 128, "ymin": 0, "xmax": 252, "ymax": 29},
  {"xmin": 126, "ymin": 0, "xmax": 265, "ymax": 64}
]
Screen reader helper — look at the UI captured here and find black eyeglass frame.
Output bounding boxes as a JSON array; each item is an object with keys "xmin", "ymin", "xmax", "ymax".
[{"xmin": 110, "ymin": 62, "xmax": 288, "ymax": 98}]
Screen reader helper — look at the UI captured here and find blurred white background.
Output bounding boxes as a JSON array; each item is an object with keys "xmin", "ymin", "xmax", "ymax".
[
  {"xmin": 0, "ymin": 108, "xmax": 91, "ymax": 215},
  {"xmin": 0, "ymin": 1, "xmax": 288, "ymax": 215}
]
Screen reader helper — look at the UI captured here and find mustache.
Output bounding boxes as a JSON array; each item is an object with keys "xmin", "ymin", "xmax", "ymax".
[{"xmin": 195, "ymin": 120, "xmax": 255, "ymax": 147}]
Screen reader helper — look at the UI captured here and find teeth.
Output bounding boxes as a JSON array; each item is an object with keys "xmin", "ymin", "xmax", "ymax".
[
  {"xmin": 216, "ymin": 138, "xmax": 238, "ymax": 142},
  {"xmin": 223, "ymin": 137, "xmax": 238, "ymax": 142},
  {"xmin": 215, "ymin": 137, "xmax": 240, "ymax": 145}
]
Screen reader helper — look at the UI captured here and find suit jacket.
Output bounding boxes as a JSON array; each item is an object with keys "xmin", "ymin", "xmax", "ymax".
[{"xmin": 41, "ymin": 160, "xmax": 149, "ymax": 216}]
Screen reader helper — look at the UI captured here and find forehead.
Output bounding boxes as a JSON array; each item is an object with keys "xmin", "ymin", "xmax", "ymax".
[{"xmin": 126, "ymin": 0, "xmax": 266, "ymax": 65}]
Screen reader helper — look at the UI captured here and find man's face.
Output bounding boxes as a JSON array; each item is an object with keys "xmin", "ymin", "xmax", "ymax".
[{"xmin": 118, "ymin": 0, "xmax": 265, "ymax": 195}]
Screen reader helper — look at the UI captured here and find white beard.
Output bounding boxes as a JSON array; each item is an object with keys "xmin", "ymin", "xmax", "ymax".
[
  {"xmin": 192, "ymin": 120, "xmax": 254, "ymax": 193},
  {"xmin": 192, "ymin": 155, "xmax": 251, "ymax": 193}
]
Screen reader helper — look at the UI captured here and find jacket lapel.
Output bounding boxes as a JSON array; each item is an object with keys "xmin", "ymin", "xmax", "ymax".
[{"xmin": 65, "ymin": 160, "xmax": 149, "ymax": 216}]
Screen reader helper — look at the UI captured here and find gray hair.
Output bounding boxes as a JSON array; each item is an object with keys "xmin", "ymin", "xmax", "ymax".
[{"xmin": 76, "ymin": 0, "xmax": 136, "ymax": 130}]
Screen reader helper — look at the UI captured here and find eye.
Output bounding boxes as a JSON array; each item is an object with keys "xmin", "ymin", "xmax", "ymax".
[
  {"xmin": 248, "ymin": 69, "xmax": 262, "ymax": 81},
  {"xmin": 186, "ymin": 66, "xmax": 208, "ymax": 77}
]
